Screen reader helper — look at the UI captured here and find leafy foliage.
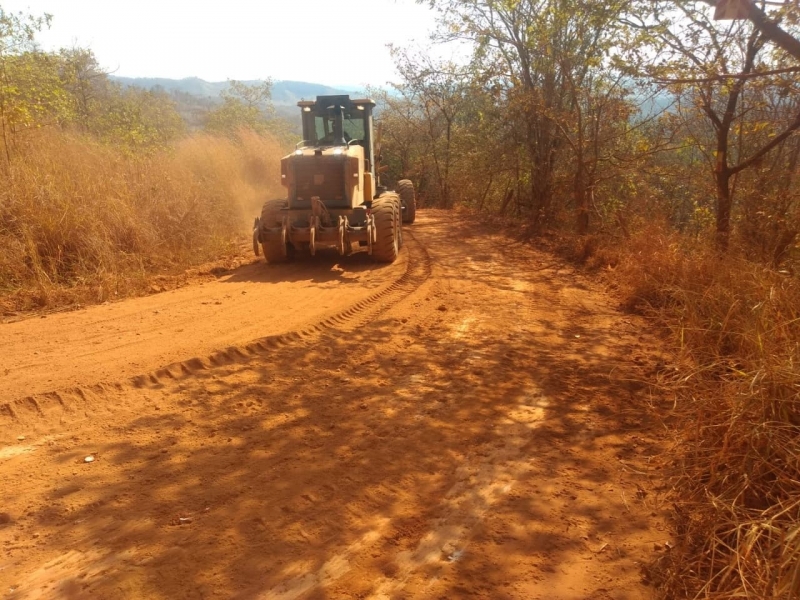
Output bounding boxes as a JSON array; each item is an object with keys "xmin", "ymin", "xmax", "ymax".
[
  {"xmin": 203, "ymin": 79, "xmax": 292, "ymax": 142},
  {"xmin": 394, "ymin": 0, "xmax": 800, "ymax": 258}
]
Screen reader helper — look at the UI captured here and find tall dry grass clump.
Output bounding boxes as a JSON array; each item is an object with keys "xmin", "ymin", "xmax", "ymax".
[
  {"xmin": 610, "ymin": 226, "xmax": 800, "ymax": 599},
  {"xmin": 0, "ymin": 129, "xmax": 285, "ymax": 310}
]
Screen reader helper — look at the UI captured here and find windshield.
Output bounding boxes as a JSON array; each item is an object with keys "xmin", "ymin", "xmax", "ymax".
[{"xmin": 313, "ymin": 113, "xmax": 366, "ymax": 145}]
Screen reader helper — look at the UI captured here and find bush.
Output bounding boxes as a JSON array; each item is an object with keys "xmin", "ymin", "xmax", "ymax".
[{"xmin": 610, "ymin": 226, "xmax": 800, "ymax": 599}]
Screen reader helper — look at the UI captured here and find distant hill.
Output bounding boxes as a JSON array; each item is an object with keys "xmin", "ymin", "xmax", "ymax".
[{"xmin": 111, "ymin": 76, "xmax": 364, "ymax": 106}]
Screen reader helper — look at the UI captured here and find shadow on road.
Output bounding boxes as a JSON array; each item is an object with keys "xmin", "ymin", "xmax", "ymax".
[{"xmin": 220, "ymin": 246, "xmax": 394, "ymax": 286}]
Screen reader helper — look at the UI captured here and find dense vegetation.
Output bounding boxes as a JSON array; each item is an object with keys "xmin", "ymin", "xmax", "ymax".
[
  {"xmin": 376, "ymin": 1, "xmax": 800, "ymax": 597},
  {"xmin": 0, "ymin": 8, "xmax": 287, "ymax": 310}
]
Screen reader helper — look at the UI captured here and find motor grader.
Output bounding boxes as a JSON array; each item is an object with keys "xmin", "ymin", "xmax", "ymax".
[{"xmin": 252, "ymin": 95, "xmax": 416, "ymax": 263}]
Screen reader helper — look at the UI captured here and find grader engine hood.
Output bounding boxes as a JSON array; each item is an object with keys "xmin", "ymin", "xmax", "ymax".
[{"xmin": 281, "ymin": 146, "xmax": 364, "ymax": 210}]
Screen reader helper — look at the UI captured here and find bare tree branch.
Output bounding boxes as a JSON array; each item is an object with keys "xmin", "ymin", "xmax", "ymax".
[
  {"xmin": 699, "ymin": 0, "xmax": 800, "ymax": 60},
  {"xmin": 655, "ymin": 65, "xmax": 800, "ymax": 83}
]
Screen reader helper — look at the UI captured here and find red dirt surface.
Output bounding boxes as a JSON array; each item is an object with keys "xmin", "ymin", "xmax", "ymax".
[{"xmin": 0, "ymin": 212, "xmax": 671, "ymax": 599}]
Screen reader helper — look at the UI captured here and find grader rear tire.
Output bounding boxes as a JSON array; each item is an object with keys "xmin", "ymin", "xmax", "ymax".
[
  {"xmin": 260, "ymin": 199, "xmax": 288, "ymax": 263},
  {"xmin": 397, "ymin": 179, "xmax": 416, "ymax": 224},
  {"xmin": 372, "ymin": 194, "xmax": 400, "ymax": 263}
]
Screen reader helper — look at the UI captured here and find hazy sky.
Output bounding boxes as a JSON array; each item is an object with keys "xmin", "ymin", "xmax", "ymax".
[{"xmin": 2, "ymin": 0, "xmax": 441, "ymax": 87}]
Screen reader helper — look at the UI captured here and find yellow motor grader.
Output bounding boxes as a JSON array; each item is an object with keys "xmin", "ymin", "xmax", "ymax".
[{"xmin": 253, "ymin": 95, "xmax": 416, "ymax": 263}]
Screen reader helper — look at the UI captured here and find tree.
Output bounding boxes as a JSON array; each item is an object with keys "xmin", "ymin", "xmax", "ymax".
[
  {"xmin": 421, "ymin": 0, "xmax": 635, "ymax": 232},
  {"xmin": 0, "ymin": 8, "xmax": 64, "ymax": 165},
  {"xmin": 390, "ymin": 49, "xmax": 471, "ymax": 208},
  {"xmin": 203, "ymin": 79, "xmax": 277, "ymax": 136},
  {"xmin": 91, "ymin": 85, "xmax": 185, "ymax": 149},
  {"xmin": 633, "ymin": 2, "xmax": 800, "ymax": 248},
  {"xmin": 58, "ymin": 47, "xmax": 109, "ymax": 132}
]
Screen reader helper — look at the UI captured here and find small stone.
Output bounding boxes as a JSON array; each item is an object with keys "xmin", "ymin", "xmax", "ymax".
[
  {"xmin": 437, "ymin": 304, "xmax": 447, "ymax": 311},
  {"xmin": 0, "ymin": 513, "xmax": 12, "ymax": 525},
  {"xmin": 448, "ymin": 549, "xmax": 464, "ymax": 562},
  {"xmin": 359, "ymin": 403, "xmax": 368, "ymax": 410},
  {"xmin": 84, "ymin": 455, "xmax": 95, "ymax": 463},
  {"xmin": 17, "ymin": 435, "xmax": 25, "ymax": 441}
]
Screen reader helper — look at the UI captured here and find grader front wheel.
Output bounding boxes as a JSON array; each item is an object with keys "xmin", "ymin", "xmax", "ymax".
[
  {"xmin": 259, "ymin": 199, "xmax": 288, "ymax": 263},
  {"xmin": 372, "ymin": 194, "xmax": 401, "ymax": 263},
  {"xmin": 397, "ymin": 179, "xmax": 416, "ymax": 224}
]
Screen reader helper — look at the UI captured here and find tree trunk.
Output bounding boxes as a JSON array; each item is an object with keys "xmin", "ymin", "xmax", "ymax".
[
  {"xmin": 477, "ymin": 175, "xmax": 493, "ymax": 211},
  {"xmin": 499, "ymin": 188, "xmax": 514, "ymax": 215},
  {"xmin": 574, "ymin": 97, "xmax": 589, "ymax": 235},
  {"xmin": 575, "ymin": 166, "xmax": 590, "ymax": 235},
  {"xmin": 527, "ymin": 114, "xmax": 555, "ymax": 227},
  {"xmin": 715, "ymin": 165, "xmax": 732, "ymax": 250}
]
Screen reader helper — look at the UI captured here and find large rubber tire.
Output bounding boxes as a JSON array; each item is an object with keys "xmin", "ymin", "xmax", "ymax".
[
  {"xmin": 397, "ymin": 179, "xmax": 416, "ymax": 224},
  {"xmin": 260, "ymin": 199, "xmax": 288, "ymax": 263},
  {"xmin": 372, "ymin": 193, "xmax": 400, "ymax": 263}
]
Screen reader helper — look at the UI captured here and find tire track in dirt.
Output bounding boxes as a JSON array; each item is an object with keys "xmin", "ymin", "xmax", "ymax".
[
  {"xmin": 0, "ymin": 233, "xmax": 432, "ymax": 436},
  {"xmin": 125, "ymin": 231, "xmax": 431, "ymax": 388}
]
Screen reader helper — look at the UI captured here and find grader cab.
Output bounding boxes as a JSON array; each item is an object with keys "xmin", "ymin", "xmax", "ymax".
[{"xmin": 253, "ymin": 95, "xmax": 416, "ymax": 263}]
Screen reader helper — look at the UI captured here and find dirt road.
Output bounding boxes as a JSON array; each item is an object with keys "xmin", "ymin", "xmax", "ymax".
[{"xmin": 0, "ymin": 212, "xmax": 669, "ymax": 599}]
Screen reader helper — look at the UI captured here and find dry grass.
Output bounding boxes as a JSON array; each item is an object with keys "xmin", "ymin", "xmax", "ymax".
[
  {"xmin": 0, "ymin": 129, "xmax": 285, "ymax": 312},
  {"xmin": 595, "ymin": 226, "xmax": 800, "ymax": 599}
]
